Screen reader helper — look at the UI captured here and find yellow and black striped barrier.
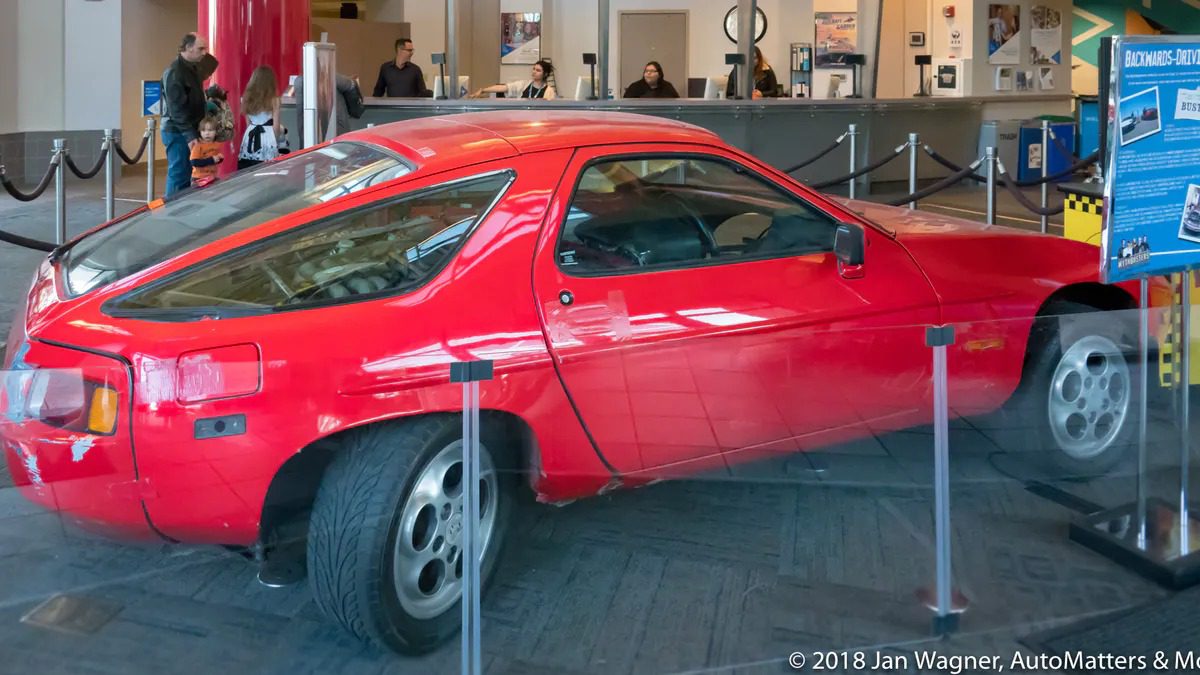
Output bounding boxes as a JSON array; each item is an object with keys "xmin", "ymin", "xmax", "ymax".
[
  {"xmin": 1158, "ymin": 271, "xmax": 1200, "ymax": 388},
  {"xmin": 1058, "ymin": 182, "xmax": 1104, "ymax": 246}
]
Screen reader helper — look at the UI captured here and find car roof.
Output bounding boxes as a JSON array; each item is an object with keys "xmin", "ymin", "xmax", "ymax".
[{"xmin": 339, "ymin": 110, "xmax": 723, "ymax": 171}]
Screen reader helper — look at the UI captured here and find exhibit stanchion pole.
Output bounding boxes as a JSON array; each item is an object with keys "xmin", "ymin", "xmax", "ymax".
[
  {"xmin": 103, "ymin": 129, "xmax": 115, "ymax": 222},
  {"xmin": 1040, "ymin": 120, "xmax": 1050, "ymax": 234},
  {"xmin": 1180, "ymin": 273, "xmax": 1192, "ymax": 559},
  {"xmin": 908, "ymin": 132, "xmax": 919, "ymax": 210},
  {"xmin": 1138, "ymin": 276, "xmax": 1150, "ymax": 548},
  {"xmin": 848, "ymin": 123, "xmax": 858, "ymax": 200},
  {"xmin": 985, "ymin": 146, "xmax": 996, "ymax": 226},
  {"xmin": 146, "ymin": 119, "xmax": 156, "ymax": 203},
  {"xmin": 451, "ymin": 360, "xmax": 492, "ymax": 675},
  {"xmin": 925, "ymin": 325, "xmax": 960, "ymax": 634},
  {"xmin": 54, "ymin": 139, "xmax": 66, "ymax": 245}
]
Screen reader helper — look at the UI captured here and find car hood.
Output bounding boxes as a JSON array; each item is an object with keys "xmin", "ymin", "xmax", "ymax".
[{"xmin": 837, "ymin": 198, "xmax": 1044, "ymax": 241}]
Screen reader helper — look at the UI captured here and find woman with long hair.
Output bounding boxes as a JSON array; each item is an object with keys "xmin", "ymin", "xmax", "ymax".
[
  {"xmin": 238, "ymin": 65, "xmax": 290, "ymax": 169},
  {"xmin": 471, "ymin": 59, "xmax": 557, "ymax": 99},
  {"xmin": 623, "ymin": 61, "xmax": 680, "ymax": 98},
  {"xmin": 726, "ymin": 46, "xmax": 779, "ymax": 99}
]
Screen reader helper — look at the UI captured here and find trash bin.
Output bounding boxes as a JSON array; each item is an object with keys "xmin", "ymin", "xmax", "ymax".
[
  {"xmin": 978, "ymin": 120, "xmax": 1021, "ymax": 179},
  {"xmin": 1076, "ymin": 96, "xmax": 1100, "ymax": 159},
  {"xmin": 1017, "ymin": 118, "xmax": 1076, "ymax": 182}
]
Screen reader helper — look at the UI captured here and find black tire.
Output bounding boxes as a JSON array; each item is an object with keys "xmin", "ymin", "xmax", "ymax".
[
  {"xmin": 1008, "ymin": 301, "xmax": 1140, "ymax": 479},
  {"xmin": 307, "ymin": 415, "xmax": 515, "ymax": 654}
]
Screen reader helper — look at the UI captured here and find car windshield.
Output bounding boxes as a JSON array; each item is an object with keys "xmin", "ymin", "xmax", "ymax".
[{"xmin": 61, "ymin": 142, "xmax": 411, "ymax": 297}]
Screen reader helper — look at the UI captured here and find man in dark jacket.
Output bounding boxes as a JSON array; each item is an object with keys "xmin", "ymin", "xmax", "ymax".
[{"xmin": 162, "ymin": 33, "xmax": 217, "ymax": 196}]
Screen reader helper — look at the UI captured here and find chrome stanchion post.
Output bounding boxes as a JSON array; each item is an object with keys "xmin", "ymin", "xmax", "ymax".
[
  {"xmin": 451, "ymin": 360, "xmax": 492, "ymax": 675},
  {"xmin": 985, "ymin": 146, "xmax": 996, "ymax": 226},
  {"xmin": 924, "ymin": 325, "xmax": 961, "ymax": 634},
  {"xmin": 53, "ymin": 139, "xmax": 66, "ymax": 245},
  {"xmin": 1181, "ymin": 272, "xmax": 1192, "ymax": 559},
  {"xmin": 146, "ymin": 118, "xmax": 156, "ymax": 203},
  {"xmin": 908, "ymin": 132, "xmax": 919, "ymax": 210},
  {"xmin": 103, "ymin": 129, "xmax": 115, "ymax": 222},
  {"xmin": 1137, "ymin": 276, "xmax": 1150, "ymax": 548},
  {"xmin": 848, "ymin": 123, "xmax": 858, "ymax": 200},
  {"xmin": 1040, "ymin": 120, "xmax": 1050, "ymax": 234}
]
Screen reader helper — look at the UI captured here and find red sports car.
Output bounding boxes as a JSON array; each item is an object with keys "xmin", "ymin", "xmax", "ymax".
[{"xmin": 2, "ymin": 111, "xmax": 1139, "ymax": 654}]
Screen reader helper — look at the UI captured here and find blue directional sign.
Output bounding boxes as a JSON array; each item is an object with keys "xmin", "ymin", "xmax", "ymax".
[
  {"xmin": 1102, "ymin": 37, "xmax": 1200, "ymax": 282},
  {"xmin": 142, "ymin": 80, "xmax": 162, "ymax": 116}
]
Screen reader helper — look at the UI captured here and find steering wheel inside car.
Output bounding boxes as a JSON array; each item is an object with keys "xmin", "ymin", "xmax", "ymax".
[{"xmin": 658, "ymin": 192, "xmax": 719, "ymax": 258}]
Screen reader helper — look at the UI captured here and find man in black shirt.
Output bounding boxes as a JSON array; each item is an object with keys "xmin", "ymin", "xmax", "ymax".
[
  {"xmin": 373, "ymin": 38, "xmax": 431, "ymax": 97},
  {"xmin": 162, "ymin": 33, "xmax": 218, "ymax": 196}
]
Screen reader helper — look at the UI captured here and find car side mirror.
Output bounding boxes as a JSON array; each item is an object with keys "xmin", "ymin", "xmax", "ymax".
[{"xmin": 834, "ymin": 223, "xmax": 865, "ymax": 267}]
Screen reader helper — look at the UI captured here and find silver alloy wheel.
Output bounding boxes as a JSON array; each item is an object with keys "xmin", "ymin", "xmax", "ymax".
[
  {"xmin": 1047, "ymin": 334, "xmax": 1131, "ymax": 460},
  {"xmin": 392, "ymin": 440, "xmax": 499, "ymax": 620}
]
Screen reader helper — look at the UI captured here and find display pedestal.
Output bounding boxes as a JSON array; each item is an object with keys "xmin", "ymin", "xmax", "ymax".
[{"xmin": 1070, "ymin": 498, "xmax": 1200, "ymax": 589}]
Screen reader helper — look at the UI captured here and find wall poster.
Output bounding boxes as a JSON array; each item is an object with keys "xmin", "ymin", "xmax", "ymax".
[
  {"xmin": 501, "ymin": 12, "xmax": 541, "ymax": 65},
  {"xmin": 1030, "ymin": 5, "xmax": 1062, "ymax": 64},
  {"xmin": 987, "ymin": 4, "xmax": 1021, "ymax": 65},
  {"xmin": 1102, "ymin": 36, "xmax": 1200, "ymax": 282},
  {"xmin": 814, "ymin": 12, "xmax": 857, "ymax": 67}
]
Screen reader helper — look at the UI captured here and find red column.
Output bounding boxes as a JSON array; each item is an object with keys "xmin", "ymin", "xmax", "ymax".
[{"xmin": 199, "ymin": 0, "xmax": 310, "ymax": 173}]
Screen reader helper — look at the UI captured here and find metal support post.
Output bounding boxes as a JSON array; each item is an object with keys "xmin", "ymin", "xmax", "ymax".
[
  {"xmin": 1040, "ymin": 120, "xmax": 1050, "ymax": 234},
  {"xmin": 598, "ymin": 0, "xmax": 610, "ymax": 99},
  {"xmin": 146, "ymin": 119, "xmax": 156, "ymax": 203},
  {"xmin": 1181, "ymin": 273, "xmax": 1192, "ymax": 559},
  {"xmin": 848, "ymin": 123, "xmax": 859, "ymax": 200},
  {"xmin": 451, "ymin": 360, "xmax": 493, "ymax": 675},
  {"xmin": 446, "ymin": 0, "xmax": 458, "ymax": 99},
  {"xmin": 908, "ymin": 132, "xmax": 919, "ymax": 210},
  {"xmin": 985, "ymin": 146, "xmax": 996, "ymax": 226},
  {"xmin": 924, "ymin": 325, "xmax": 961, "ymax": 634},
  {"xmin": 53, "ymin": 139, "xmax": 66, "ymax": 245},
  {"xmin": 104, "ymin": 129, "xmax": 115, "ymax": 222},
  {"xmin": 1137, "ymin": 276, "xmax": 1150, "ymax": 548}
]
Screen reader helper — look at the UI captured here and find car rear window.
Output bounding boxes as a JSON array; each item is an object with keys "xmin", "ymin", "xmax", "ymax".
[
  {"xmin": 106, "ymin": 171, "xmax": 513, "ymax": 318},
  {"xmin": 62, "ymin": 142, "xmax": 410, "ymax": 297}
]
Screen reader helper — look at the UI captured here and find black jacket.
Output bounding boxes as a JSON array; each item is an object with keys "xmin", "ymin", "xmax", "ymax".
[
  {"xmin": 623, "ymin": 79, "xmax": 680, "ymax": 99},
  {"xmin": 726, "ymin": 65, "xmax": 778, "ymax": 99},
  {"xmin": 161, "ymin": 54, "xmax": 216, "ymax": 140}
]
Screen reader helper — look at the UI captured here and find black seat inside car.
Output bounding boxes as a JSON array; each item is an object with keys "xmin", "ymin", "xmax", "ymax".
[{"xmin": 574, "ymin": 211, "xmax": 706, "ymax": 266}]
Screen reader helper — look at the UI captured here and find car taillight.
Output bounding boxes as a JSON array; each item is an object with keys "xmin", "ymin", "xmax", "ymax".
[
  {"xmin": 176, "ymin": 344, "xmax": 261, "ymax": 404},
  {"xmin": 5, "ymin": 368, "xmax": 119, "ymax": 435}
]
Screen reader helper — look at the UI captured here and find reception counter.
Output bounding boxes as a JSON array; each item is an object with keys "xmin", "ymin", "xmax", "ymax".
[{"xmin": 279, "ymin": 94, "xmax": 1074, "ymax": 190}]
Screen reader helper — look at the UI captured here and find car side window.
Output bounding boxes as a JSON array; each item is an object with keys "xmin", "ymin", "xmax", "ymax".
[
  {"xmin": 557, "ymin": 156, "xmax": 839, "ymax": 274},
  {"xmin": 111, "ymin": 172, "xmax": 512, "ymax": 315}
]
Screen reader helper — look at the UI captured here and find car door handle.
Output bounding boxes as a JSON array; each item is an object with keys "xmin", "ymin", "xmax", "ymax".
[{"xmin": 558, "ymin": 290, "xmax": 574, "ymax": 306}]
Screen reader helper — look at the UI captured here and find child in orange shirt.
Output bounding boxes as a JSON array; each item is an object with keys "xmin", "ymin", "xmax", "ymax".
[{"xmin": 190, "ymin": 115, "xmax": 226, "ymax": 187}]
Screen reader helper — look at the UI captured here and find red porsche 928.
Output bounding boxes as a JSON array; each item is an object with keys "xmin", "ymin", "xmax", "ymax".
[{"xmin": 3, "ymin": 111, "xmax": 1139, "ymax": 654}]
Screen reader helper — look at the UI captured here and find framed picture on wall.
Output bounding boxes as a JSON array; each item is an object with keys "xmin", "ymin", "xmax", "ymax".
[
  {"xmin": 908, "ymin": 32, "xmax": 925, "ymax": 47},
  {"xmin": 815, "ymin": 12, "xmax": 857, "ymax": 67},
  {"xmin": 501, "ymin": 12, "xmax": 541, "ymax": 64}
]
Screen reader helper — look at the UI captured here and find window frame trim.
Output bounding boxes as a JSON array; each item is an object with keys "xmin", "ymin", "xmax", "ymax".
[
  {"xmin": 100, "ymin": 168, "xmax": 517, "ymax": 321},
  {"xmin": 552, "ymin": 151, "xmax": 843, "ymax": 279}
]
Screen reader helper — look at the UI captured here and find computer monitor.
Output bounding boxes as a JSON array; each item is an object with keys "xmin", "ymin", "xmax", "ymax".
[
  {"xmin": 686, "ymin": 77, "xmax": 706, "ymax": 98},
  {"xmin": 575, "ymin": 75, "xmax": 598, "ymax": 100},
  {"xmin": 703, "ymin": 75, "xmax": 728, "ymax": 100},
  {"xmin": 433, "ymin": 75, "xmax": 471, "ymax": 99}
]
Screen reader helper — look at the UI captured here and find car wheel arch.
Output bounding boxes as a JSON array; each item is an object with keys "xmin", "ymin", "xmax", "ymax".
[
  {"xmin": 255, "ymin": 409, "xmax": 540, "ymax": 552},
  {"xmin": 1017, "ymin": 282, "xmax": 1139, "ymax": 386}
]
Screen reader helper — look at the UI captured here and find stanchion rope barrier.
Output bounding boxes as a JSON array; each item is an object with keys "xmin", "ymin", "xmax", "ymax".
[
  {"xmin": 0, "ymin": 159, "xmax": 60, "ymax": 203},
  {"xmin": 997, "ymin": 166, "xmax": 1066, "ymax": 216},
  {"xmin": 114, "ymin": 133, "xmax": 150, "ymax": 165},
  {"xmin": 883, "ymin": 156, "xmax": 985, "ymax": 207},
  {"xmin": 808, "ymin": 142, "xmax": 909, "ymax": 190},
  {"xmin": 784, "ymin": 132, "xmax": 848, "ymax": 173},
  {"xmin": 1047, "ymin": 127, "xmax": 1081, "ymax": 163},
  {"xmin": 924, "ymin": 145, "xmax": 1098, "ymax": 187},
  {"xmin": 64, "ymin": 146, "xmax": 109, "ymax": 180}
]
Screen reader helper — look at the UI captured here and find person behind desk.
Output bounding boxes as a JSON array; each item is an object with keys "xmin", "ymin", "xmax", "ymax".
[
  {"xmin": 471, "ymin": 60, "xmax": 557, "ymax": 99},
  {"xmin": 726, "ymin": 46, "xmax": 779, "ymax": 99},
  {"xmin": 374, "ymin": 38, "xmax": 431, "ymax": 97},
  {"xmin": 623, "ymin": 61, "xmax": 679, "ymax": 99}
]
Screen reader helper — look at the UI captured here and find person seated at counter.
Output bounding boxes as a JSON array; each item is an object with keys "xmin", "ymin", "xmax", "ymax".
[
  {"xmin": 726, "ymin": 46, "xmax": 779, "ymax": 99},
  {"xmin": 623, "ymin": 61, "xmax": 679, "ymax": 99},
  {"xmin": 374, "ymin": 38, "xmax": 432, "ymax": 97},
  {"xmin": 471, "ymin": 60, "xmax": 558, "ymax": 99}
]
